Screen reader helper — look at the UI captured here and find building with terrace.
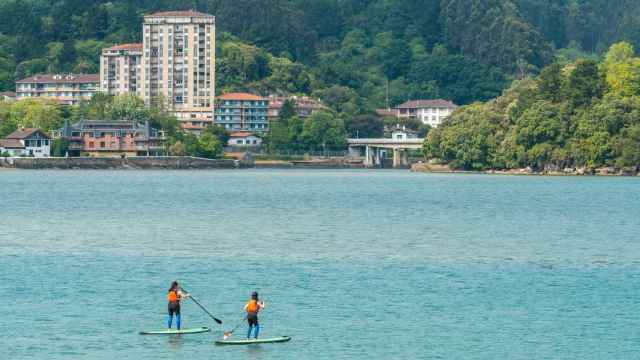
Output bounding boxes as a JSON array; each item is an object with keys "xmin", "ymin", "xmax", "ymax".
[
  {"xmin": 214, "ymin": 93, "xmax": 269, "ymax": 132},
  {"xmin": 100, "ymin": 43, "xmax": 143, "ymax": 96},
  {"xmin": 396, "ymin": 99, "xmax": 458, "ymax": 128},
  {"xmin": 16, "ymin": 74, "xmax": 99, "ymax": 105},
  {"xmin": 56, "ymin": 119, "xmax": 166, "ymax": 157},
  {"xmin": 141, "ymin": 10, "xmax": 216, "ymax": 131}
]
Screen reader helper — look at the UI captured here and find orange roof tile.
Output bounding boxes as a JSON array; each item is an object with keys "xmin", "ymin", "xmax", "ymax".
[
  {"xmin": 105, "ymin": 43, "xmax": 143, "ymax": 51},
  {"xmin": 217, "ymin": 93, "xmax": 265, "ymax": 101}
]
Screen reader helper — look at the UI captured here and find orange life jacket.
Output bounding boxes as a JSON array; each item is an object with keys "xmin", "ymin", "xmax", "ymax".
[
  {"xmin": 168, "ymin": 290, "xmax": 179, "ymax": 302},
  {"xmin": 246, "ymin": 300, "xmax": 260, "ymax": 313}
]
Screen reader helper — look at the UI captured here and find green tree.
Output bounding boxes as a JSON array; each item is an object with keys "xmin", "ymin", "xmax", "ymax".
[
  {"xmin": 537, "ymin": 63, "xmax": 564, "ymax": 102},
  {"xmin": 51, "ymin": 138, "xmax": 69, "ymax": 157},
  {"xmin": 301, "ymin": 110, "xmax": 347, "ymax": 151},
  {"xmin": 279, "ymin": 99, "xmax": 297, "ymax": 123},
  {"xmin": 106, "ymin": 94, "xmax": 149, "ymax": 121},
  {"xmin": 346, "ymin": 114, "xmax": 384, "ymax": 138},
  {"xmin": 196, "ymin": 127, "xmax": 223, "ymax": 158},
  {"xmin": 603, "ymin": 42, "xmax": 640, "ymax": 97},
  {"xmin": 563, "ymin": 59, "xmax": 606, "ymax": 108}
]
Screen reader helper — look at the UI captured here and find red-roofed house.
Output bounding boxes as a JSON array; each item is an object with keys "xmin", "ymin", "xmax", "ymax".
[
  {"xmin": 0, "ymin": 128, "xmax": 51, "ymax": 157},
  {"xmin": 100, "ymin": 43, "xmax": 143, "ymax": 96},
  {"xmin": 16, "ymin": 74, "xmax": 99, "ymax": 105},
  {"xmin": 214, "ymin": 93, "xmax": 269, "ymax": 132},
  {"xmin": 227, "ymin": 131, "xmax": 262, "ymax": 147},
  {"xmin": 396, "ymin": 99, "xmax": 458, "ymax": 127}
]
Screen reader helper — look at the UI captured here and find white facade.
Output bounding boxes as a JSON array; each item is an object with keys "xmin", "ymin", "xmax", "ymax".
[
  {"xmin": 100, "ymin": 44, "xmax": 143, "ymax": 96},
  {"xmin": 396, "ymin": 100, "xmax": 458, "ymax": 128},
  {"xmin": 228, "ymin": 134, "xmax": 262, "ymax": 146},
  {"xmin": 0, "ymin": 129, "xmax": 51, "ymax": 157},
  {"xmin": 15, "ymin": 74, "xmax": 99, "ymax": 105},
  {"xmin": 415, "ymin": 107, "xmax": 454, "ymax": 127},
  {"xmin": 141, "ymin": 11, "xmax": 216, "ymax": 128}
]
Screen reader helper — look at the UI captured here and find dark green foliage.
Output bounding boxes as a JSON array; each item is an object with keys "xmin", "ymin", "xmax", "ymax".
[
  {"xmin": 346, "ymin": 114, "xmax": 384, "ymax": 138},
  {"xmin": 563, "ymin": 60, "xmax": 606, "ymax": 108},
  {"xmin": 51, "ymin": 138, "xmax": 69, "ymax": 157},
  {"xmin": 425, "ymin": 46, "xmax": 640, "ymax": 170},
  {"xmin": 278, "ymin": 99, "xmax": 297, "ymax": 123}
]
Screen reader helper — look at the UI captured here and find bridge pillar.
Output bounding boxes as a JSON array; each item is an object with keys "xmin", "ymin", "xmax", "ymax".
[
  {"xmin": 392, "ymin": 148, "xmax": 401, "ymax": 168},
  {"xmin": 364, "ymin": 145, "xmax": 373, "ymax": 167},
  {"xmin": 401, "ymin": 150, "xmax": 408, "ymax": 166}
]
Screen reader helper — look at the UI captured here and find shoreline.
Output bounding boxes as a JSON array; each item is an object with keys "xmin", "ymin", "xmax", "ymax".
[
  {"xmin": 410, "ymin": 163, "xmax": 640, "ymax": 177},
  {"xmin": 0, "ymin": 156, "xmax": 246, "ymax": 170}
]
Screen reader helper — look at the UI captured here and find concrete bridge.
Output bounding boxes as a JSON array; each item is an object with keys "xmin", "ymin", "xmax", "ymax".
[{"xmin": 347, "ymin": 138, "xmax": 424, "ymax": 168}]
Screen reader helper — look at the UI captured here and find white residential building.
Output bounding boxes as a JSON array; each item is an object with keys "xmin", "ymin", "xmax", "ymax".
[
  {"xmin": 0, "ymin": 128, "xmax": 51, "ymax": 157},
  {"xmin": 100, "ymin": 43, "xmax": 143, "ymax": 96},
  {"xmin": 15, "ymin": 74, "xmax": 99, "ymax": 105},
  {"xmin": 396, "ymin": 99, "xmax": 458, "ymax": 128},
  {"xmin": 141, "ymin": 10, "xmax": 216, "ymax": 131}
]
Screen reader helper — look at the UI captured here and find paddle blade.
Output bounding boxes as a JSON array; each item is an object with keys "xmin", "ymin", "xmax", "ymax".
[{"xmin": 214, "ymin": 318, "xmax": 222, "ymax": 324}]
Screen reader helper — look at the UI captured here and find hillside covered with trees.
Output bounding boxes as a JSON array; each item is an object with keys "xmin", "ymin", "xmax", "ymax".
[
  {"xmin": 424, "ymin": 42, "xmax": 640, "ymax": 172},
  {"xmin": 2, "ymin": 0, "xmax": 640, "ymax": 114}
]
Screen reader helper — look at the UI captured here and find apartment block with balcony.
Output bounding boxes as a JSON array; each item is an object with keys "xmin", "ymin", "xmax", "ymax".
[
  {"xmin": 396, "ymin": 99, "xmax": 458, "ymax": 128},
  {"xmin": 16, "ymin": 74, "xmax": 99, "ymax": 105},
  {"xmin": 214, "ymin": 93, "xmax": 269, "ymax": 132},
  {"xmin": 141, "ymin": 11, "xmax": 216, "ymax": 132},
  {"xmin": 57, "ymin": 119, "xmax": 166, "ymax": 157},
  {"xmin": 100, "ymin": 43, "xmax": 143, "ymax": 96}
]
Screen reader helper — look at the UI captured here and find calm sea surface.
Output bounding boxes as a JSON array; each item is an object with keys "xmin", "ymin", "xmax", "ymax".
[{"xmin": 1, "ymin": 169, "xmax": 639, "ymax": 359}]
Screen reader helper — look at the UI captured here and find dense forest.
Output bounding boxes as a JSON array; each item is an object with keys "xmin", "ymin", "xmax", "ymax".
[
  {"xmin": 2, "ymin": 0, "xmax": 640, "ymax": 113},
  {"xmin": 425, "ymin": 42, "xmax": 640, "ymax": 171}
]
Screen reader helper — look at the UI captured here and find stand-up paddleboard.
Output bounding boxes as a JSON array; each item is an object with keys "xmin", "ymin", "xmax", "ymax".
[
  {"xmin": 215, "ymin": 336, "xmax": 291, "ymax": 345},
  {"xmin": 139, "ymin": 327, "xmax": 211, "ymax": 335}
]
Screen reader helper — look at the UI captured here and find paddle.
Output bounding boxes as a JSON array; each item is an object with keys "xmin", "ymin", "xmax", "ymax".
[
  {"xmin": 223, "ymin": 315, "xmax": 247, "ymax": 339},
  {"xmin": 181, "ymin": 288, "xmax": 223, "ymax": 325}
]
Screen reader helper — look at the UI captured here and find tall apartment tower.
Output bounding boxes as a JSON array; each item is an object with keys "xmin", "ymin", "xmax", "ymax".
[
  {"xmin": 100, "ymin": 44, "xmax": 143, "ymax": 96},
  {"xmin": 141, "ymin": 11, "xmax": 216, "ymax": 131}
]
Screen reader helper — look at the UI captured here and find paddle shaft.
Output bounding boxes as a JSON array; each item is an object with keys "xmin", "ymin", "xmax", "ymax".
[{"xmin": 181, "ymin": 288, "xmax": 222, "ymax": 324}]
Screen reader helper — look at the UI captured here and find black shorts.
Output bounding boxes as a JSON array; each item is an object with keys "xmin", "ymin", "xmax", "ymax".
[
  {"xmin": 168, "ymin": 301, "xmax": 181, "ymax": 316},
  {"xmin": 247, "ymin": 313, "xmax": 259, "ymax": 326}
]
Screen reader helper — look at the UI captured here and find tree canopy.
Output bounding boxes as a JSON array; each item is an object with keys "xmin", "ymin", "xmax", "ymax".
[{"xmin": 425, "ymin": 42, "xmax": 640, "ymax": 171}]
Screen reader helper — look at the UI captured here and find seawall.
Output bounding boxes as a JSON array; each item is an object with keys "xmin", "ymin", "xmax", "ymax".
[{"xmin": 0, "ymin": 156, "xmax": 246, "ymax": 170}]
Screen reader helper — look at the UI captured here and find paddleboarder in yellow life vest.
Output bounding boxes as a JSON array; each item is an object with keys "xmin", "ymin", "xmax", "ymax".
[
  {"xmin": 244, "ymin": 291, "xmax": 265, "ymax": 339},
  {"xmin": 167, "ymin": 281, "xmax": 190, "ymax": 330}
]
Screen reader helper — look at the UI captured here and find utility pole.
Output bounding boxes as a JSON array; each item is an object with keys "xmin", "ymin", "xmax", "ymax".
[{"xmin": 385, "ymin": 78, "xmax": 390, "ymax": 110}]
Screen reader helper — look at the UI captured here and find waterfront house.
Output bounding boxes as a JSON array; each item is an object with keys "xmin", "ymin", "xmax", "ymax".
[
  {"xmin": 56, "ymin": 119, "xmax": 166, "ymax": 157},
  {"xmin": 267, "ymin": 95, "xmax": 325, "ymax": 121},
  {"xmin": 214, "ymin": 93, "xmax": 269, "ymax": 132},
  {"xmin": 16, "ymin": 74, "xmax": 99, "ymax": 106},
  {"xmin": 396, "ymin": 99, "xmax": 457, "ymax": 128},
  {"xmin": 0, "ymin": 128, "xmax": 51, "ymax": 157},
  {"xmin": 227, "ymin": 131, "xmax": 262, "ymax": 147}
]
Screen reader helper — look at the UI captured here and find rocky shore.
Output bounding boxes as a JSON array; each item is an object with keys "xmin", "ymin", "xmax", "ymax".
[{"xmin": 411, "ymin": 163, "xmax": 640, "ymax": 176}]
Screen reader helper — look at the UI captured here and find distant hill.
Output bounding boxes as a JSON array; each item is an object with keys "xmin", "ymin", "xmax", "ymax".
[{"xmin": 0, "ymin": 0, "xmax": 639, "ymax": 114}]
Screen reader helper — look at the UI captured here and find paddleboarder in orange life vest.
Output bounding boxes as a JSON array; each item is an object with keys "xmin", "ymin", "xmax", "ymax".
[
  {"xmin": 244, "ymin": 291, "xmax": 265, "ymax": 339},
  {"xmin": 167, "ymin": 281, "xmax": 190, "ymax": 330}
]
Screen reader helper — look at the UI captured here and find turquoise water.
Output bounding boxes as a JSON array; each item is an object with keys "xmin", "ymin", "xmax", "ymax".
[{"xmin": 1, "ymin": 169, "xmax": 639, "ymax": 359}]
